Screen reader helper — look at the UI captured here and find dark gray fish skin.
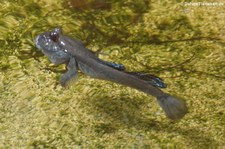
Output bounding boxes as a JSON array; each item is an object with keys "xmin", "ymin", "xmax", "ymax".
[{"xmin": 35, "ymin": 28, "xmax": 188, "ymax": 120}]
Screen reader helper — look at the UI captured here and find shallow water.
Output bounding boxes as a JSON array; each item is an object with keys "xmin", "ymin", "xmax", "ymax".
[{"xmin": 0, "ymin": 0, "xmax": 224, "ymax": 148}]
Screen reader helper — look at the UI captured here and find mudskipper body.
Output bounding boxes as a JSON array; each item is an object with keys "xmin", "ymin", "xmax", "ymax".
[{"xmin": 35, "ymin": 28, "xmax": 188, "ymax": 120}]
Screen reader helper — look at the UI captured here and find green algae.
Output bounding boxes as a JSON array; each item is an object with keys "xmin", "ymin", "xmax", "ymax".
[{"xmin": 0, "ymin": 0, "xmax": 224, "ymax": 148}]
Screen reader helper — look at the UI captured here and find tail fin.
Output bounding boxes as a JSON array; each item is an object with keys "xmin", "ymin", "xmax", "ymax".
[{"xmin": 157, "ymin": 94, "xmax": 188, "ymax": 120}]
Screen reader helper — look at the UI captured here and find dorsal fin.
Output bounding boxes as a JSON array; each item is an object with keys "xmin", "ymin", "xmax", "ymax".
[
  {"xmin": 125, "ymin": 72, "xmax": 167, "ymax": 88},
  {"xmin": 99, "ymin": 60, "xmax": 126, "ymax": 71}
]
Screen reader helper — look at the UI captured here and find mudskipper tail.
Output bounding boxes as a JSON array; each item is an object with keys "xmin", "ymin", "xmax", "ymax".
[
  {"xmin": 157, "ymin": 94, "xmax": 188, "ymax": 120},
  {"xmin": 126, "ymin": 71, "xmax": 187, "ymax": 119}
]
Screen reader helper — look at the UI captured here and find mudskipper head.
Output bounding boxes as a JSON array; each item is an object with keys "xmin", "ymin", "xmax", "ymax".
[
  {"xmin": 35, "ymin": 28, "xmax": 63, "ymax": 53},
  {"xmin": 35, "ymin": 28, "xmax": 70, "ymax": 64}
]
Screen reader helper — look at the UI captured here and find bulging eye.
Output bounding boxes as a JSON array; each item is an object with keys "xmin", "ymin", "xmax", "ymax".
[
  {"xmin": 49, "ymin": 28, "xmax": 62, "ymax": 42},
  {"xmin": 50, "ymin": 31, "xmax": 59, "ymax": 42}
]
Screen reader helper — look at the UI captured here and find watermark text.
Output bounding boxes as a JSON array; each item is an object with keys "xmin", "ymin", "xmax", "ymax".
[{"xmin": 183, "ymin": 2, "xmax": 224, "ymax": 7}]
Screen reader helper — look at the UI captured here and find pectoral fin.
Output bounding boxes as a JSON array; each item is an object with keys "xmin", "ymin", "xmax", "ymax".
[{"xmin": 60, "ymin": 57, "xmax": 78, "ymax": 86}]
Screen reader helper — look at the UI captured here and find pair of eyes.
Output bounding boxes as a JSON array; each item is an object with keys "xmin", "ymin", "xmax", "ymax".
[{"xmin": 49, "ymin": 31, "xmax": 59, "ymax": 42}]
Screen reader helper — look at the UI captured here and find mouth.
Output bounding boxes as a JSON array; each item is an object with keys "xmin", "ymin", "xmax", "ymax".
[{"xmin": 35, "ymin": 35, "xmax": 42, "ymax": 50}]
